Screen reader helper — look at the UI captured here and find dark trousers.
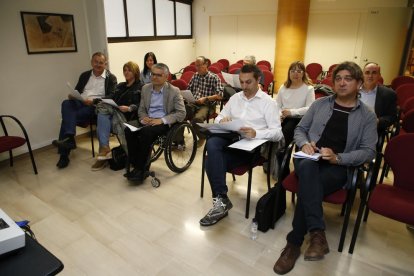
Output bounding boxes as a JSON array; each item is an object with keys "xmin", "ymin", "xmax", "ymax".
[
  {"xmin": 281, "ymin": 117, "xmax": 302, "ymax": 146},
  {"xmin": 205, "ymin": 136, "xmax": 258, "ymax": 197},
  {"xmin": 286, "ymin": 158, "xmax": 347, "ymax": 246},
  {"xmin": 58, "ymin": 99, "xmax": 95, "ymax": 155},
  {"xmin": 125, "ymin": 124, "xmax": 170, "ymax": 171}
]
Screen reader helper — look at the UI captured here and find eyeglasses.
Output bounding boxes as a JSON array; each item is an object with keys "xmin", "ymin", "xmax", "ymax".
[
  {"xmin": 151, "ymin": 72, "xmax": 164, "ymax": 78},
  {"xmin": 334, "ymin": 76, "xmax": 355, "ymax": 82},
  {"xmin": 290, "ymin": 69, "xmax": 303, "ymax": 73}
]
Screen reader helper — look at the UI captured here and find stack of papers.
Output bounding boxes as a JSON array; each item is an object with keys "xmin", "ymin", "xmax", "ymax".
[
  {"xmin": 221, "ymin": 72, "xmax": 241, "ymax": 88},
  {"xmin": 293, "ymin": 151, "xmax": 321, "ymax": 161},
  {"xmin": 197, "ymin": 119, "xmax": 245, "ymax": 133}
]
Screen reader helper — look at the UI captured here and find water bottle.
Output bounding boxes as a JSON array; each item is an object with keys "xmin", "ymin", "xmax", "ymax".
[{"xmin": 250, "ymin": 218, "xmax": 258, "ymax": 240}]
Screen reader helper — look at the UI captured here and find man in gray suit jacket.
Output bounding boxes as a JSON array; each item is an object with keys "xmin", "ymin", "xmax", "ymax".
[{"xmin": 124, "ymin": 63, "xmax": 186, "ymax": 182}]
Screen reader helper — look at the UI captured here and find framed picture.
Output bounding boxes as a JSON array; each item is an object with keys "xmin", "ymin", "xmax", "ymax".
[{"xmin": 20, "ymin": 12, "xmax": 77, "ymax": 54}]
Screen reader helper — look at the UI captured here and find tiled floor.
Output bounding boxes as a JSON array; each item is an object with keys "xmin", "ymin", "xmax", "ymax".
[{"xmin": 1, "ymin": 136, "xmax": 413, "ymax": 275}]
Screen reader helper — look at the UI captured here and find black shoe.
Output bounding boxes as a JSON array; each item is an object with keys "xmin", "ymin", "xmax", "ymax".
[
  {"xmin": 52, "ymin": 137, "xmax": 76, "ymax": 151},
  {"xmin": 56, "ymin": 155, "xmax": 70, "ymax": 169},
  {"xmin": 127, "ymin": 169, "xmax": 144, "ymax": 182}
]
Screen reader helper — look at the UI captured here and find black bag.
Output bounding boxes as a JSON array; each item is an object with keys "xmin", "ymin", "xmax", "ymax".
[
  {"xmin": 108, "ymin": 146, "xmax": 127, "ymax": 171},
  {"xmin": 255, "ymin": 183, "xmax": 286, "ymax": 232}
]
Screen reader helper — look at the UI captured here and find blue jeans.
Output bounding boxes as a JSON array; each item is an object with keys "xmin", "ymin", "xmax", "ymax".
[
  {"xmin": 286, "ymin": 158, "xmax": 347, "ymax": 246},
  {"xmin": 205, "ymin": 136, "xmax": 258, "ymax": 197},
  {"xmin": 58, "ymin": 99, "xmax": 95, "ymax": 155},
  {"xmin": 97, "ymin": 113, "xmax": 112, "ymax": 147}
]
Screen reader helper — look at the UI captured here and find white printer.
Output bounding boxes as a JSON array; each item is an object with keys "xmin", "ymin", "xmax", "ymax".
[{"xmin": 0, "ymin": 209, "xmax": 25, "ymax": 255}]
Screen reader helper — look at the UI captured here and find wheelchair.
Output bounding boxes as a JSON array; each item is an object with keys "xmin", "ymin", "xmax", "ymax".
[{"xmin": 140, "ymin": 121, "xmax": 197, "ymax": 187}]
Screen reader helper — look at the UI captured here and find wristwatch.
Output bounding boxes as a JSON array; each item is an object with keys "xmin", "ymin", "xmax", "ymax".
[{"xmin": 335, "ymin": 155, "xmax": 341, "ymax": 164}]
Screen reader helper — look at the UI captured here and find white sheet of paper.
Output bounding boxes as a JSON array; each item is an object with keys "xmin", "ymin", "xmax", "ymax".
[
  {"xmin": 101, "ymin": 98, "xmax": 118, "ymax": 108},
  {"xmin": 123, "ymin": 123, "xmax": 145, "ymax": 132},
  {"xmin": 221, "ymin": 72, "xmax": 241, "ymax": 88},
  {"xmin": 66, "ymin": 82, "xmax": 84, "ymax": 101},
  {"xmin": 197, "ymin": 119, "xmax": 245, "ymax": 133},
  {"xmin": 228, "ymin": 138, "xmax": 267, "ymax": 151},
  {"xmin": 293, "ymin": 151, "xmax": 321, "ymax": 161}
]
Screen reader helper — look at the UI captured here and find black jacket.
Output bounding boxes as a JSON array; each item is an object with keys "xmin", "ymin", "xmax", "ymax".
[{"xmin": 75, "ymin": 69, "xmax": 118, "ymax": 97}]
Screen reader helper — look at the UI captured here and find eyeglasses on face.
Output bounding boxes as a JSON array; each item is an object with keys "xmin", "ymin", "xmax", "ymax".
[
  {"xmin": 151, "ymin": 72, "xmax": 164, "ymax": 78},
  {"xmin": 290, "ymin": 69, "xmax": 303, "ymax": 73}
]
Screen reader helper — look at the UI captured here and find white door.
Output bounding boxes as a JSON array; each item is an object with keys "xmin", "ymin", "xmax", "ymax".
[{"xmin": 359, "ymin": 7, "xmax": 410, "ymax": 83}]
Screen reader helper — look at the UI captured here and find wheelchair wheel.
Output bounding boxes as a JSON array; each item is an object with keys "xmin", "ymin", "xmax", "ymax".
[
  {"xmin": 164, "ymin": 122, "xmax": 197, "ymax": 173},
  {"xmin": 150, "ymin": 136, "xmax": 164, "ymax": 162}
]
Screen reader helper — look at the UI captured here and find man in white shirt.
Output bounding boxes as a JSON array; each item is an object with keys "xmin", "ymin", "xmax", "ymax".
[
  {"xmin": 199, "ymin": 64, "xmax": 283, "ymax": 226},
  {"xmin": 52, "ymin": 52, "xmax": 117, "ymax": 169}
]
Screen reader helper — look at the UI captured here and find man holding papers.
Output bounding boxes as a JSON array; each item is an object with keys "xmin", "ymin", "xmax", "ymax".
[
  {"xmin": 53, "ymin": 52, "xmax": 117, "ymax": 169},
  {"xmin": 199, "ymin": 64, "xmax": 283, "ymax": 227},
  {"xmin": 273, "ymin": 62, "xmax": 377, "ymax": 275},
  {"xmin": 91, "ymin": 61, "xmax": 143, "ymax": 171}
]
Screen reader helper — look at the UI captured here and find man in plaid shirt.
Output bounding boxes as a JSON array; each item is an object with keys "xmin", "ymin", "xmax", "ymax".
[{"xmin": 187, "ymin": 56, "xmax": 224, "ymax": 147}]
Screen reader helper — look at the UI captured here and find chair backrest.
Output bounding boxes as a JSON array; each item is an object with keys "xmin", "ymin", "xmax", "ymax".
[
  {"xmin": 236, "ymin": 59, "xmax": 244, "ymax": 65},
  {"xmin": 229, "ymin": 67, "xmax": 240, "ymax": 74},
  {"xmin": 391, "ymin": 75, "xmax": 414, "ymax": 91},
  {"xmin": 257, "ymin": 60, "xmax": 272, "ymax": 71},
  {"xmin": 306, "ymin": 63, "xmax": 323, "ymax": 83},
  {"xmin": 402, "ymin": 109, "xmax": 414, "ymax": 133},
  {"xmin": 320, "ymin": 78, "xmax": 333, "ymax": 88},
  {"xmin": 262, "ymin": 70, "xmax": 274, "ymax": 94},
  {"xmin": 170, "ymin": 79, "xmax": 188, "ymax": 90},
  {"xmin": 403, "ymin": 96, "xmax": 414, "ymax": 114},
  {"xmin": 208, "ymin": 65, "xmax": 221, "ymax": 74},
  {"xmin": 395, "ymin": 83, "xmax": 414, "ymax": 109},
  {"xmin": 217, "ymin": 72, "xmax": 226, "ymax": 84},
  {"xmin": 210, "ymin": 62, "xmax": 224, "ymax": 71},
  {"xmin": 257, "ymin": 64, "xmax": 269, "ymax": 72},
  {"xmin": 180, "ymin": 71, "xmax": 195, "ymax": 84},
  {"xmin": 217, "ymin": 59, "xmax": 230, "ymax": 71},
  {"xmin": 328, "ymin": 64, "xmax": 338, "ymax": 74},
  {"xmin": 384, "ymin": 133, "xmax": 414, "ymax": 190},
  {"xmin": 183, "ymin": 65, "xmax": 197, "ymax": 73},
  {"xmin": 229, "ymin": 63, "xmax": 242, "ymax": 72}
]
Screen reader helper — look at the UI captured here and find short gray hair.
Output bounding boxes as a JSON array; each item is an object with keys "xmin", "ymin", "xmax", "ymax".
[
  {"xmin": 244, "ymin": 55, "xmax": 256, "ymax": 65},
  {"xmin": 152, "ymin": 63, "xmax": 170, "ymax": 75}
]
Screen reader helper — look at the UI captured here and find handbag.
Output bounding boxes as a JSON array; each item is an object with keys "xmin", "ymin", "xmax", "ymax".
[{"xmin": 108, "ymin": 146, "xmax": 127, "ymax": 171}]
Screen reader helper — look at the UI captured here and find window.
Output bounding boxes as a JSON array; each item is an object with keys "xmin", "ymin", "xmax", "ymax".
[{"xmin": 104, "ymin": 0, "xmax": 193, "ymax": 42}]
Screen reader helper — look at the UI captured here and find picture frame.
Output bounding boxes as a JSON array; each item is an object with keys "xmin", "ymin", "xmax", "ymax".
[{"xmin": 20, "ymin": 11, "xmax": 77, "ymax": 54}]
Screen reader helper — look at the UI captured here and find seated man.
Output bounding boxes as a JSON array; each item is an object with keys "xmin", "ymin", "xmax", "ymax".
[
  {"xmin": 273, "ymin": 61, "xmax": 377, "ymax": 275},
  {"xmin": 124, "ymin": 63, "xmax": 186, "ymax": 182},
  {"xmin": 53, "ymin": 52, "xmax": 117, "ymax": 169},
  {"xmin": 199, "ymin": 64, "xmax": 283, "ymax": 226},
  {"xmin": 187, "ymin": 56, "xmax": 224, "ymax": 147},
  {"xmin": 360, "ymin": 62, "xmax": 397, "ymax": 149}
]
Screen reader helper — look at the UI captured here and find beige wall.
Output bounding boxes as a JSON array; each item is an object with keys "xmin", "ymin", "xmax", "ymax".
[{"xmin": 0, "ymin": 0, "xmax": 104, "ymax": 160}]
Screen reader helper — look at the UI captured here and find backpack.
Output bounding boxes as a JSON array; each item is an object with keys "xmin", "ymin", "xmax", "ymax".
[
  {"xmin": 108, "ymin": 146, "xmax": 127, "ymax": 171},
  {"xmin": 254, "ymin": 183, "xmax": 286, "ymax": 232}
]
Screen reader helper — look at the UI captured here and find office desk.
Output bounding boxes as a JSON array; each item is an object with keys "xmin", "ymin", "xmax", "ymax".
[{"xmin": 0, "ymin": 234, "xmax": 64, "ymax": 276}]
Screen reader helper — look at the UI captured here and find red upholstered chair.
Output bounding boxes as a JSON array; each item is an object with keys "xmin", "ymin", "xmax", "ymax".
[
  {"xmin": 229, "ymin": 63, "xmax": 242, "ymax": 72},
  {"xmin": 328, "ymin": 64, "xmax": 338, "ymax": 74},
  {"xmin": 391, "ymin": 75, "xmax": 414, "ymax": 91},
  {"xmin": 0, "ymin": 115, "xmax": 37, "ymax": 174},
  {"xmin": 258, "ymin": 64, "xmax": 269, "ymax": 72},
  {"xmin": 262, "ymin": 70, "xmax": 275, "ymax": 97},
  {"xmin": 396, "ymin": 83, "xmax": 414, "ymax": 118},
  {"xmin": 208, "ymin": 65, "xmax": 221, "ymax": 74},
  {"xmin": 200, "ymin": 141, "xmax": 274, "ymax": 218},
  {"xmin": 320, "ymin": 78, "xmax": 333, "ymax": 88},
  {"xmin": 170, "ymin": 79, "xmax": 188, "ymax": 90},
  {"xmin": 257, "ymin": 60, "xmax": 272, "ymax": 71},
  {"xmin": 210, "ymin": 62, "xmax": 224, "ymax": 72},
  {"xmin": 183, "ymin": 65, "xmax": 197, "ymax": 73},
  {"xmin": 281, "ymin": 143, "xmax": 360, "ymax": 252},
  {"xmin": 180, "ymin": 71, "xmax": 195, "ymax": 84},
  {"xmin": 236, "ymin": 59, "xmax": 244, "ymax": 65},
  {"xmin": 349, "ymin": 133, "xmax": 414, "ymax": 253},
  {"xmin": 217, "ymin": 59, "xmax": 230, "ymax": 72},
  {"xmin": 216, "ymin": 72, "xmax": 226, "ymax": 84},
  {"xmin": 306, "ymin": 63, "xmax": 323, "ymax": 84}
]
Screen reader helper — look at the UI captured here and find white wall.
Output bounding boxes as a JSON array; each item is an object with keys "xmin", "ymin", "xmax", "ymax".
[
  {"xmin": 107, "ymin": 39, "xmax": 195, "ymax": 79},
  {"xmin": 0, "ymin": 0, "xmax": 105, "ymax": 160}
]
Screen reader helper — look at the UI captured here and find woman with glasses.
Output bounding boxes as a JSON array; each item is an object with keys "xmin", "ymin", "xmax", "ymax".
[
  {"xmin": 276, "ymin": 61, "xmax": 315, "ymax": 146},
  {"xmin": 140, "ymin": 52, "xmax": 157, "ymax": 84}
]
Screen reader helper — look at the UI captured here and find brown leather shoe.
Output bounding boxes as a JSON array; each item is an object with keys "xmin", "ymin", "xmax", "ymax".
[
  {"xmin": 273, "ymin": 242, "xmax": 301, "ymax": 275},
  {"xmin": 304, "ymin": 230, "xmax": 330, "ymax": 261}
]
